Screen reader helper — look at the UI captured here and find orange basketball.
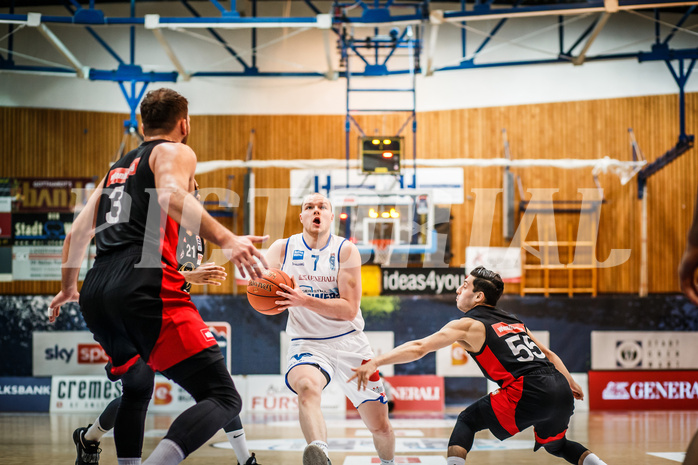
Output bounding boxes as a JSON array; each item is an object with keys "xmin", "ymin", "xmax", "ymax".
[{"xmin": 246, "ymin": 268, "xmax": 293, "ymax": 315}]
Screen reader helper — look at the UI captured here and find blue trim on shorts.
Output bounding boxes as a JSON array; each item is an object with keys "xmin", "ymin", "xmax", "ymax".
[
  {"xmin": 355, "ymin": 395, "xmax": 388, "ymax": 409},
  {"xmin": 291, "ymin": 329, "xmax": 356, "ymax": 341},
  {"xmin": 284, "ymin": 362, "xmax": 331, "ymax": 395}
]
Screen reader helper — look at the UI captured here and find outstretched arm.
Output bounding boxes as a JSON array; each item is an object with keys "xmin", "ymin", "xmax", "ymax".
[
  {"xmin": 150, "ymin": 143, "xmax": 268, "ymax": 278},
  {"xmin": 349, "ymin": 319, "xmax": 479, "ymax": 390},
  {"xmin": 49, "ymin": 176, "xmax": 105, "ymax": 322}
]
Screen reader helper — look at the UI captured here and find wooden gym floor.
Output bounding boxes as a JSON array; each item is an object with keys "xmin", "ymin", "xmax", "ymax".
[{"xmin": 0, "ymin": 409, "xmax": 695, "ymax": 465}]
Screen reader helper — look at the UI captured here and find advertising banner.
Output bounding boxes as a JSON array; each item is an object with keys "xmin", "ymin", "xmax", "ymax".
[
  {"xmin": 34, "ymin": 322, "xmax": 232, "ymax": 377},
  {"xmin": 0, "ymin": 376, "xmax": 51, "ymax": 412},
  {"xmin": 436, "ymin": 331, "xmax": 549, "ymax": 377},
  {"xmin": 381, "ymin": 268, "xmax": 465, "ymax": 296},
  {"xmin": 588, "ymin": 370, "xmax": 698, "ymax": 410},
  {"xmin": 33, "ymin": 331, "xmax": 108, "ymax": 377},
  {"xmin": 591, "ymin": 331, "xmax": 698, "ymax": 370},
  {"xmin": 243, "ymin": 374, "xmax": 345, "ymax": 413},
  {"xmin": 50, "ymin": 376, "xmax": 122, "ymax": 412},
  {"xmin": 11, "ymin": 178, "xmax": 95, "ymax": 213},
  {"xmin": 386, "ymin": 375, "xmax": 444, "ymax": 412}
]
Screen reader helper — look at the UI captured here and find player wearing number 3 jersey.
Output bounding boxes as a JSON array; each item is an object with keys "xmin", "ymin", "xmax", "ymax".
[{"xmin": 350, "ymin": 266, "xmax": 607, "ymax": 465}]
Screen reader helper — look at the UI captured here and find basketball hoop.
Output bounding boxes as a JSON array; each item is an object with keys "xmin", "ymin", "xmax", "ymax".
[{"xmin": 371, "ymin": 239, "xmax": 393, "ymax": 266}]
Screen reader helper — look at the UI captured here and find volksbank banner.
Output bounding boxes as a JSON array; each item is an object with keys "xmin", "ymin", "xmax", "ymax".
[{"xmin": 381, "ymin": 268, "xmax": 465, "ymax": 295}]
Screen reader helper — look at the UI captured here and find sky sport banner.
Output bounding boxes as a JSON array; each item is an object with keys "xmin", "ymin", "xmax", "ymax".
[
  {"xmin": 588, "ymin": 370, "xmax": 698, "ymax": 411},
  {"xmin": 591, "ymin": 331, "xmax": 698, "ymax": 370},
  {"xmin": 33, "ymin": 331, "xmax": 109, "ymax": 377},
  {"xmin": 34, "ymin": 322, "xmax": 232, "ymax": 377},
  {"xmin": 381, "ymin": 268, "xmax": 465, "ymax": 296}
]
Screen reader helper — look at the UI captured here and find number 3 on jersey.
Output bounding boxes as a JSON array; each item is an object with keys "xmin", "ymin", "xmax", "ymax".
[
  {"xmin": 106, "ymin": 185, "xmax": 125, "ymax": 224},
  {"xmin": 505, "ymin": 333, "xmax": 545, "ymax": 362}
]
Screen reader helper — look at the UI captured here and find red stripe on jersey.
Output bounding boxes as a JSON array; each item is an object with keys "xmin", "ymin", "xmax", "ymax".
[
  {"xmin": 489, "ymin": 377, "xmax": 524, "ymax": 436},
  {"xmin": 475, "ymin": 345, "xmax": 516, "ymax": 388},
  {"xmin": 106, "ymin": 158, "xmax": 141, "ymax": 186},
  {"xmin": 535, "ymin": 428, "xmax": 567, "ymax": 444},
  {"xmin": 491, "ymin": 322, "xmax": 526, "ymax": 337},
  {"xmin": 146, "ymin": 214, "xmax": 217, "ymax": 372}
]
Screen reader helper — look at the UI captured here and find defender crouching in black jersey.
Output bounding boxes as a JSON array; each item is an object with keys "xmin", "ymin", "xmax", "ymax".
[{"xmin": 349, "ymin": 266, "xmax": 607, "ymax": 465}]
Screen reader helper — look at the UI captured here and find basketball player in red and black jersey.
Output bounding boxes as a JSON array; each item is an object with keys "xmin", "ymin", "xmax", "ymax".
[
  {"xmin": 49, "ymin": 88, "xmax": 268, "ymax": 465},
  {"xmin": 350, "ymin": 266, "xmax": 607, "ymax": 465}
]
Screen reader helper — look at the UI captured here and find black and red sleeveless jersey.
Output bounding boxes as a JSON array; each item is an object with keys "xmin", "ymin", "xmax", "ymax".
[
  {"xmin": 95, "ymin": 140, "xmax": 179, "ymax": 267},
  {"xmin": 465, "ymin": 305, "xmax": 554, "ymax": 389}
]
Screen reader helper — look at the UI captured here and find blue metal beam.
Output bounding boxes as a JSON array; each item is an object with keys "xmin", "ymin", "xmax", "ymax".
[
  {"xmin": 564, "ymin": 16, "xmax": 600, "ymax": 56},
  {"xmin": 180, "ymin": 0, "xmax": 251, "ymax": 71},
  {"xmin": 89, "ymin": 65, "xmax": 178, "ymax": 82},
  {"xmin": 0, "ymin": 63, "xmax": 75, "ymax": 74},
  {"xmin": 63, "ymin": 4, "xmax": 125, "ymax": 65},
  {"xmin": 662, "ymin": 5, "xmax": 697, "ymax": 45}
]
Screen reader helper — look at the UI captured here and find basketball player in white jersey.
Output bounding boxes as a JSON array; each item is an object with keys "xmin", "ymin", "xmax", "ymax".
[{"xmin": 265, "ymin": 193, "xmax": 395, "ymax": 465}]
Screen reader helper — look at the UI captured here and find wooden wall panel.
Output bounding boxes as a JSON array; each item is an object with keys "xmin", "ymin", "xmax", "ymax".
[{"xmin": 1, "ymin": 92, "xmax": 696, "ymax": 295}]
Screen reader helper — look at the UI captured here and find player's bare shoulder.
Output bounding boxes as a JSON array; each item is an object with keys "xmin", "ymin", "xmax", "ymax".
[
  {"xmin": 149, "ymin": 141, "xmax": 196, "ymax": 170},
  {"xmin": 338, "ymin": 239, "xmax": 361, "ymax": 267},
  {"xmin": 266, "ymin": 238, "xmax": 288, "ymax": 268}
]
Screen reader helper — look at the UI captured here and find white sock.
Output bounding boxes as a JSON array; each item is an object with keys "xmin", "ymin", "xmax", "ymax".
[
  {"xmin": 226, "ymin": 429, "xmax": 251, "ymax": 464},
  {"xmin": 118, "ymin": 459, "xmax": 141, "ymax": 465},
  {"xmin": 447, "ymin": 457, "xmax": 466, "ymax": 465},
  {"xmin": 583, "ymin": 453, "xmax": 607, "ymax": 465},
  {"xmin": 380, "ymin": 458, "xmax": 395, "ymax": 465},
  {"xmin": 84, "ymin": 418, "xmax": 109, "ymax": 442},
  {"xmin": 142, "ymin": 439, "xmax": 185, "ymax": 465},
  {"xmin": 309, "ymin": 440, "xmax": 330, "ymax": 458}
]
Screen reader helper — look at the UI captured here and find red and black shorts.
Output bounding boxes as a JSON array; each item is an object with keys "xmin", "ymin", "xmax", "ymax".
[
  {"xmin": 467, "ymin": 367, "xmax": 575, "ymax": 445},
  {"xmin": 79, "ymin": 246, "xmax": 221, "ymax": 379}
]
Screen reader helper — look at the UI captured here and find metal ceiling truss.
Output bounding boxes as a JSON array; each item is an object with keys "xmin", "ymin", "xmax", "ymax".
[{"xmin": 1, "ymin": 1, "xmax": 696, "ymax": 136}]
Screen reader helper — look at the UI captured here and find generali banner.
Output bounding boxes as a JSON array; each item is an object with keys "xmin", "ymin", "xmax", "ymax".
[{"xmin": 588, "ymin": 370, "xmax": 698, "ymax": 411}]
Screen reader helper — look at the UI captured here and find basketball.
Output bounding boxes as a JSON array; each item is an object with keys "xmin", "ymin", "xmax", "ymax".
[{"xmin": 246, "ymin": 268, "xmax": 293, "ymax": 315}]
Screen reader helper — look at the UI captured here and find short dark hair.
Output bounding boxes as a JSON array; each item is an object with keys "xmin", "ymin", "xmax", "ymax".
[
  {"xmin": 470, "ymin": 266, "xmax": 504, "ymax": 305},
  {"xmin": 140, "ymin": 88, "xmax": 188, "ymax": 135}
]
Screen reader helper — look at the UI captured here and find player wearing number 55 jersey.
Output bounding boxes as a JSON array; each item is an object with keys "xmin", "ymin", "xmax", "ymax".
[{"xmin": 350, "ymin": 267, "xmax": 607, "ymax": 465}]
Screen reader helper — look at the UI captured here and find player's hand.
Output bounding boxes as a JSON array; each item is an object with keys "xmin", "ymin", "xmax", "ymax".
[
  {"xmin": 348, "ymin": 359, "xmax": 378, "ymax": 391},
  {"xmin": 182, "ymin": 262, "xmax": 227, "ymax": 286},
  {"xmin": 569, "ymin": 380, "xmax": 585, "ymax": 400},
  {"xmin": 48, "ymin": 288, "xmax": 80, "ymax": 323},
  {"xmin": 221, "ymin": 234, "xmax": 269, "ymax": 279},
  {"xmin": 678, "ymin": 244, "xmax": 698, "ymax": 305},
  {"xmin": 275, "ymin": 278, "xmax": 306, "ymax": 310}
]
